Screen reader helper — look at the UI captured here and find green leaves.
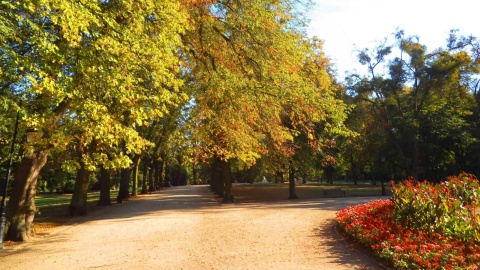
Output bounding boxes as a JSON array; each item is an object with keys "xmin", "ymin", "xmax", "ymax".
[
  {"xmin": 392, "ymin": 173, "xmax": 480, "ymax": 244},
  {"xmin": 0, "ymin": 0, "xmax": 190, "ymax": 173},
  {"xmin": 347, "ymin": 30, "xmax": 480, "ymax": 180}
]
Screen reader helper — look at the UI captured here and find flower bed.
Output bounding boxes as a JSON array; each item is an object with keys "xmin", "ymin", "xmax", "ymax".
[{"xmin": 336, "ymin": 173, "xmax": 480, "ymax": 269}]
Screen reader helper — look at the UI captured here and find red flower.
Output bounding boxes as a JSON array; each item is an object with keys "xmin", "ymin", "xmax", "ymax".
[{"xmin": 336, "ymin": 175, "xmax": 480, "ymax": 269}]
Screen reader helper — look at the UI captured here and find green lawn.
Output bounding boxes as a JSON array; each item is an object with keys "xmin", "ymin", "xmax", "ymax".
[
  {"xmin": 34, "ymin": 190, "xmax": 119, "ymax": 231},
  {"xmin": 35, "ymin": 191, "xmax": 112, "ymax": 208},
  {"xmin": 231, "ymin": 181, "xmax": 392, "ymax": 203}
]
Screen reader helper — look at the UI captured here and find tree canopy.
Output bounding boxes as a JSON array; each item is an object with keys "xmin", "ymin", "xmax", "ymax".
[{"xmin": 346, "ymin": 30, "xmax": 480, "ymax": 181}]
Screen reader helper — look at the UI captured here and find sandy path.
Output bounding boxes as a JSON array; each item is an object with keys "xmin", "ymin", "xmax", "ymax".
[{"xmin": 0, "ymin": 185, "xmax": 384, "ymax": 269}]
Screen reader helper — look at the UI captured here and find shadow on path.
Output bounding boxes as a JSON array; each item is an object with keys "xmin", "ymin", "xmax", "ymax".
[
  {"xmin": 313, "ymin": 219, "xmax": 387, "ymax": 270},
  {"xmin": 2, "ymin": 185, "xmax": 388, "ymax": 270},
  {"xmin": 66, "ymin": 185, "xmax": 386, "ymax": 226}
]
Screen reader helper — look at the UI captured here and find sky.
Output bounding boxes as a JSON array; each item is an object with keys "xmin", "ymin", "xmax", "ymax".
[{"xmin": 306, "ymin": 0, "xmax": 480, "ymax": 79}]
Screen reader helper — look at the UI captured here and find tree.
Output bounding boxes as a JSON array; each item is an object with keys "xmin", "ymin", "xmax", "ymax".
[
  {"xmin": 181, "ymin": 1, "xmax": 351, "ymax": 202},
  {"xmin": 464, "ymin": 78, "xmax": 480, "ymax": 177},
  {"xmin": 348, "ymin": 30, "xmax": 480, "ymax": 181},
  {"xmin": 2, "ymin": 0, "xmax": 188, "ymax": 240},
  {"xmin": 288, "ymin": 37, "xmax": 353, "ymax": 191}
]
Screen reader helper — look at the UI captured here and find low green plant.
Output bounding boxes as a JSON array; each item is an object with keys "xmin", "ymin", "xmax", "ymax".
[{"xmin": 392, "ymin": 172, "xmax": 480, "ymax": 244}]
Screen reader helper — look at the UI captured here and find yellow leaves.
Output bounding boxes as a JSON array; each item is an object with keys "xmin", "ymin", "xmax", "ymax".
[
  {"xmin": 1, "ymin": 0, "xmax": 351, "ymax": 175},
  {"xmin": 0, "ymin": 0, "xmax": 190, "ymax": 173},
  {"xmin": 61, "ymin": 160, "xmax": 81, "ymax": 173},
  {"xmin": 22, "ymin": 2, "xmax": 39, "ymax": 14}
]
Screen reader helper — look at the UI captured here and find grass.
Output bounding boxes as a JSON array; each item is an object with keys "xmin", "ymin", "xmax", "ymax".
[
  {"xmin": 33, "ymin": 190, "xmax": 120, "ymax": 233},
  {"xmin": 0, "ymin": 190, "xmax": 146, "ymax": 242},
  {"xmin": 230, "ymin": 181, "xmax": 392, "ymax": 203},
  {"xmin": 36, "ymin": 191, "xmax": 110, "ymax": 208}
]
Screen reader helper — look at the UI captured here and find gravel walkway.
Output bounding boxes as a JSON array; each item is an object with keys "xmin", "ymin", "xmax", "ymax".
[{"xmin": 0, "ymin": 185, "xmax": 384, "ymax": 269}]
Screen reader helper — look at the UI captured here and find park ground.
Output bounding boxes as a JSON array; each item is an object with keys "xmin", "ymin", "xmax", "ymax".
[{"xmin": 0, "ymin": 184, "xmax": 388, "ymax": 269}]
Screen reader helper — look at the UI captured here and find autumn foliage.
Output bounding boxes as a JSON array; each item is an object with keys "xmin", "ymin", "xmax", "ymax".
[{"xmin": 336, "ymin": 173, "xmax": 480, "ymax": 269}]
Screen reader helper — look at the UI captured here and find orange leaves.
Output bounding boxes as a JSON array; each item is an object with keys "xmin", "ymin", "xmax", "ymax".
[
  {"xmin": 182, "ymin": 0, "xmax": 216, "ymax": 6},
  {"xmin": 180, "ymin": 0, "xmax": 350, "ymax": 167}
]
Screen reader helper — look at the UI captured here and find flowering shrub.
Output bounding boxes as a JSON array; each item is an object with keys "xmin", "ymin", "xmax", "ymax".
[
  {"xmin": 392, "ymin": 173, "xmax": 480, "ymax": 243},
  {"xmin": 336, "ymin": 173, "xmax": 480, "ymax": 269}
]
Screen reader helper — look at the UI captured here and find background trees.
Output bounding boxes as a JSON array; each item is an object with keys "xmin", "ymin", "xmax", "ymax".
[{"xmin": 346, "ymin": 30, "xmax": 480, "ymax": 182}]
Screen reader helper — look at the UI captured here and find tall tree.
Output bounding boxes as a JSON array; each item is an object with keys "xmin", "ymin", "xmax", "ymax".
[
  {"xmin": 1, "ymin": 0, "xmax": 98, "ymax": 240},
  {"xmin": 348, "ymin": 30, "xmax": 480, "ymax": 181},
  {"xmin": 181, "ymin": 0, "xmax": 351, "ymax": 202},
  {"xmin": 1, "ymin": 0, "xmax": 188, "ymax": 240}
]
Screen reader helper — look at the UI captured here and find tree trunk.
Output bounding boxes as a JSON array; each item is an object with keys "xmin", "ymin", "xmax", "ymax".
[
  {"xmin": 210, "ymin": 157, "xmax": 224, "ymax": 197},
  {"xmin": 275, "ymin": 171, "xmax": 284, "ymax": 184},
  {"xmin": 131, "ymin": 155, "xmax": 140, "ymax": 197},
  {"xmin": 148, "ymin": 162, "xmax": 155, "ymax": 193},
  {"xmin": 4, "ymin": 98, "xmax": 70, "ymax": 241},
  {"xmin": 141, "ymin": 160, "xmax": 148, "ymax": 194},
  {"xmin": 192, "ymin": 163, "xmax": 197, "ymax": 185},
  {"xmin": 69, "ymin": 162, "xmax": 91, "ymax": 216},
  {"xmin": 160, "ymin": 159, "xmax": 167, "ymax": 188},
  {"xmin": 288, "ymin": 162, "xmax": 298, "ymax": 199},
  {"xmin": 153, "ymin": 159, "xmax": 160, "ymax": 190},
  {"xmin": 221, "ymin": 159, "xmax": 234, "ymax": 203},
  {"xmin": 173, "ymin": 166, "xmax": 179, "ymax": 186},
  {"xmin": 163, "ymin": 158, "xmax": 171, "ymax": 188},
  {"xmin": 411, "ymin": 136, "xmax": 420, "ymax": 180},
  {"xmin": 350, "ymin": 153, "xmax": 358, "ymax": 185},
  {"xmin": 117, "ymin": 168, "xmax": 131, "ymax": 203},
  {"xmin": 326, "ymin": 165, "xmax": 334, "ymax": 184},
  {"xmin": 97, "ymin": 166, "xmax": 111, "ymax": 206},
  {"xmin": 209, "ymin": 159, "xmax": 217, "ymax": 192},
  {"xmin": 5, "ymin": 151, "xmax": 48, "ymax": 241}
]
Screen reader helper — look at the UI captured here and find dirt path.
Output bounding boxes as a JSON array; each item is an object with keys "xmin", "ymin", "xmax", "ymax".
[{"xmin": 0, "ymin": 185, "xmax": 384, "ymax": 269}]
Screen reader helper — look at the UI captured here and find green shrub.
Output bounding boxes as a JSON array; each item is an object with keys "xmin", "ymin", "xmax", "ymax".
[{"xmin": 392, "ymin": 172, "xmax": 480, "ymax": 244}]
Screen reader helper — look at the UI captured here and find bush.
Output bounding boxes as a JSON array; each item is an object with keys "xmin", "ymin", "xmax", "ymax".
[
  {"xmin": 336, "ymin": 172, "xmax": 480, "ymax": 269},
  {"xmin": 392, "ymin": 173, "xmax": 480, "ymax": 244}
]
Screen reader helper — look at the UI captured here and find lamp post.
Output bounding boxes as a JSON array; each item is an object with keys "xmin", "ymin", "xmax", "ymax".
[{"xmin": 0, "ymin": 107, "xmax": 21, "ymax": 249}]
